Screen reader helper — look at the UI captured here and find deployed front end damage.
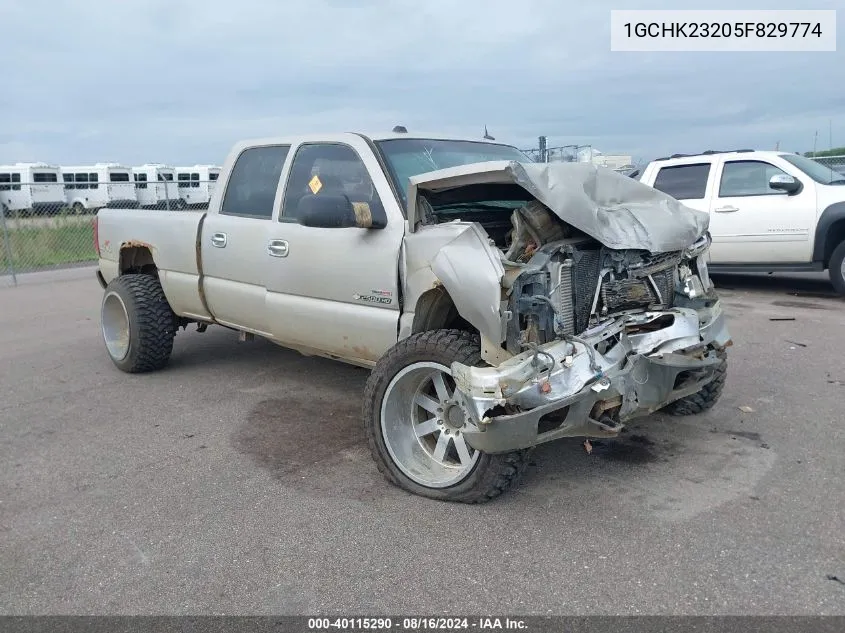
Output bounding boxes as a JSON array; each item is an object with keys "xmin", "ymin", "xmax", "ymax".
[{"xmin": 406, "ymin": 160, "xmax": 733, "ymax": 454}]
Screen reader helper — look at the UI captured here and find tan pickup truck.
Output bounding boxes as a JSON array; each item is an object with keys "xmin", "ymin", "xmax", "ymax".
[{"xmin": 94, "ymin": 130, "xmax": 732, "ymax": 503}]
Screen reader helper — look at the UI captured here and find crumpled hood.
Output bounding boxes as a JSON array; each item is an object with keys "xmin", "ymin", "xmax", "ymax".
[{"xmin": 407, "ymin": 160, "xmax": 710, "ymax": 253}]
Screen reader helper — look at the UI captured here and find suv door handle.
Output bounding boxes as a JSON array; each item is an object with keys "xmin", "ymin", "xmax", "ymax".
[
  {"xmin": 268, "ymin": 239, "xmax": 289, "ymax": 258},
  {"xmin": 714, "ymin": 206, "xmax": 739, "ymax": 213},
  {"xmin": 210, "ymin": 232, "xmax": 227, "ymax": 247}
]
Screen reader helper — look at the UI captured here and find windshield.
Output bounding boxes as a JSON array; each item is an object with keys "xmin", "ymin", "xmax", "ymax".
[
  {"xmin": 374, "ymin": 138, "xmax": 531, "ymax": 205},
  {"xmin": 780, "ymin": 154, "xmax": 845, "ymax": 185}
]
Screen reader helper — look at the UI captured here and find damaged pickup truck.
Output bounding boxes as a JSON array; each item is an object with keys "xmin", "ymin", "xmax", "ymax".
[{"xmin": 94, "ymin": 130, "xmax": 731, "ymax": 503}]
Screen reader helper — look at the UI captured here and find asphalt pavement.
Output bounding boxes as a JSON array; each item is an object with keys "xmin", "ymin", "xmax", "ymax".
[{"xmin": 1, "ymin": 267, "xmax": 843, "ymax": 615}]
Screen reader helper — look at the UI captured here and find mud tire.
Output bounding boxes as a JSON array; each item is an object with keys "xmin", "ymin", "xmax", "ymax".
[
  {"xmin": 663, "ymin": 350, "xmax": 728, "ymax": 416},
  {"xmin": 101, "ymin": 273, "xmax": 177, "ymax": 373}
]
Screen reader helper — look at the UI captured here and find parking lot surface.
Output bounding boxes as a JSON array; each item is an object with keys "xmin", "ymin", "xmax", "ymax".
[{"xmin": 1, "ymin": 267, "xmax": 844, "ymax": 615}]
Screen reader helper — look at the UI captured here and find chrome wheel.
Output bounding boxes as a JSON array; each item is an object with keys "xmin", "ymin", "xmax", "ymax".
[
  {"xmin": 840, "ymin": 256, "xmax": 845, "ymax": 281},
  {"xmin": 380, "ymin": 361, "xmax": 480, "ymax": 488},
  {"xmin": 101, "ymin": 290, "xmax": 130, "ymax": 362}
]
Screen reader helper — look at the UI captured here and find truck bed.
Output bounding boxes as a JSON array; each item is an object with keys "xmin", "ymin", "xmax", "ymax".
[{"xmin": 96, "ymin": 207, "xmax": 210, "ymax": 320}]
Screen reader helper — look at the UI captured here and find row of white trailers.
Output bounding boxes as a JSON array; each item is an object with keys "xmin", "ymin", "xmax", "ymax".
[{"xmin": 0, "ymin": 162, "xmax": 221, "ymax": 215}]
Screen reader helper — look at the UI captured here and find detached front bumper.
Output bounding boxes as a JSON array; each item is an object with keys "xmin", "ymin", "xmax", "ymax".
[{"xmin": 451, "ymin": 304, "xmax": 732, "ymax": 454}]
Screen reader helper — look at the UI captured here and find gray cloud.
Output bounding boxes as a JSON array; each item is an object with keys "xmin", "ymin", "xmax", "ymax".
[{"xmin": 0, "ymin": 0, "xmax": 842, "ymax": 165}]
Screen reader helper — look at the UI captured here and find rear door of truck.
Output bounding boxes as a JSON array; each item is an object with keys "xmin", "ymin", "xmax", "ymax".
[{"xmin": 199, "ymin": 144, "xmax": 292, "ymax": 335}]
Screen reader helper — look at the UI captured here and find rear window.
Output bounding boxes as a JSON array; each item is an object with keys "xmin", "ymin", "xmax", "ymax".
[{"xmin": 652, "ymin": 163, "xmax": 711, "ymax": 200}]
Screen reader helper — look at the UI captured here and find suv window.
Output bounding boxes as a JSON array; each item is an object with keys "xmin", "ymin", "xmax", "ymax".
[
  {"xmin": 719, "ymin": 160, "xmax": 791, "ymax": 197},
  {"xmin": 652, "ymin": 163, "xmax": 710, "ymax": 200},
  {"xmin": 280, "ymin": 143, "xmax": 385, "ymax": 224},
  {"xmin": 220, "ymin": 145, "xmax": 291, "ymax": 219}
]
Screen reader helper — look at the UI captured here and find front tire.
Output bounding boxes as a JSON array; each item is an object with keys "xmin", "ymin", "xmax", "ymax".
[
  {"xmin": 662, "ymin": 350, "xmax": 728, "ymax": 416},
  {"xmin": 100, "ymin": 273, "xmax": 177, "ymax": 373},
  {"xmin": 828, "ymin": 240, "xmax": 845, "ymax": 297},
  {"xmin": 363, "ymin": 329, "xmax": 531, "ymax": 503}
]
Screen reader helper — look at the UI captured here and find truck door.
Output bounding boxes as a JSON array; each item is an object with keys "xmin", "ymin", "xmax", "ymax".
[
  {"xmin": 707, "ymin": 158, "xmax": 816, "ymax": 264},
  {"xmin": 264, "ymin": 139, "xmax": 405, "ymax": 365},
  {"xmin": 200, "ymin": 144, "xmax": 291, "ymax": 334}
]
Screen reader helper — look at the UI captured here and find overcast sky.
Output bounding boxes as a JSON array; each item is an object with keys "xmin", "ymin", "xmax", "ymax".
[{"xmin": 1, "ymin": 0, "xmax": 842, "ymax": 166}]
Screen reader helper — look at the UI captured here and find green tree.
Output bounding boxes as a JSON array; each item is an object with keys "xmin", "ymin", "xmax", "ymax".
[{"xmin": 804, "ymin": 146, "xmax": 845, "ymax": 157}]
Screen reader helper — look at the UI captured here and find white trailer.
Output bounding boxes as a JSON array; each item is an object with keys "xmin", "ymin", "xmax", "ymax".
[
  {"xmin": 62, "ymin": 163, "xmax": 139, "ymax": 214},
  {"xmin": 0, "ymin": 162, "xmax": 66, "ymax": 216},
  {"xmin": 131, "ymin": 164, "xmax": 184, "ymax": 210},
  {"xmin": 175, "ymin": 164, "xmax": 221, "ymax": 208}
]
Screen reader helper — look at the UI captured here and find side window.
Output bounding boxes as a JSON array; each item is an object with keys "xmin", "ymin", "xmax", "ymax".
[
  {"xmin": 719, "ymin": 160, "xmax": 790, "ymax": 197},
  {"xmin": 63, "ymin": 173, "xmax": 74, "ymax": 189},
  {"xmin": 220, "ymin": 145, "xmax": 290, "ymax": 219},
  {"xmin": 134, "ymin": 173, "xmax": 148, "ymax": 189},
  {"xmin": 191, "ymin": 173, "xmax": 199, "ymax": 188},
  {"xmin": 0, "ymin": 173, "xmax": 9, "ymax": 192},
  {"xmin": 74, "ymin": 172, "xmax": 89, "ymax": 190},
  {"xmin": 652, "ymin": 163, "xmax": 711, "ymax": 200},
  {"xmin": 89, "ymin": 172, "xmax": 98, "ymax": 190},
  {"xmin": 177, "ymin": 173, "xmax": 190, "ymax": 186},
  {"xmin": 280, "ymin": 143, "xmax": 385, "ymax": 224},
  {"xmin": 11, "ymin": 173, "xmax": 20, "ymax": 191}
]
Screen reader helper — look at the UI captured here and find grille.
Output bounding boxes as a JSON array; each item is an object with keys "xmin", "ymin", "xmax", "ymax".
[{"xmin": 648, "ymin": 267, "xmax": 676, "ymax": 309}]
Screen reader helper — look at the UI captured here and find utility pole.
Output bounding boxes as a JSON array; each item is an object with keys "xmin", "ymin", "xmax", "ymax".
[
  {"xmin": 775, "ymin": 140, "xmax": 780, "ymax": 151},
  {"xmin": 830, "ymin": 119, "xmax": 833, "ymax": 150},
  {"xmin": 813, "ymin": 130, "xmax": 818, "ymax": 156}
]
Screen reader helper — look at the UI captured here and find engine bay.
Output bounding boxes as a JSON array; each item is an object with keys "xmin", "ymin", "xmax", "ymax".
[{"xmin": 421, "ymin": 195, "xmax": 715, "ymax": 357}]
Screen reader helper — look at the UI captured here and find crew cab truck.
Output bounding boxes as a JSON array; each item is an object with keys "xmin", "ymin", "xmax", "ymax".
[
  {"xmin": 639, "ymin": 149, "xmax": 845, "ymax": 296},
  {"xmin": 94, "ymin": 131, "xmax": 731, "ymax": 503}
]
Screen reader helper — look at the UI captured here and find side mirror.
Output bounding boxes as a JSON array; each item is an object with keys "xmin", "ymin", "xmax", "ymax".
[
  {"xmin": 769, "ymin": 174, "xmax": 801, "ymax": 194},
  {"xmin": 296, "ymin": 194, "xmax": 386, "ymax": 229}
]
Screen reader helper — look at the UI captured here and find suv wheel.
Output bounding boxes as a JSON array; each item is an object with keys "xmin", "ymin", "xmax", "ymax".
[
  {"xmin": 829, "ymin": 240, "xmax": 845, "ymax": 297},
  {"xmin": 363, "ymin": 329, "xmax": 531, "ymax": 503}
]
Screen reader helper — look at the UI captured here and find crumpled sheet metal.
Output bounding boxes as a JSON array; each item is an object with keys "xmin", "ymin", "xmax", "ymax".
[
  {"xmin": 509, "ymin": 161, "xmax": 710, "ymax": 253},
  {"xmin": 410, "ymin": 160, "xmax": 710, "ymax": 253}
]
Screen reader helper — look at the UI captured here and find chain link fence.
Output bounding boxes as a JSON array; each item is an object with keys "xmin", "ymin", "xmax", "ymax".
[
  {"xmin": 2, "ymin": 156, "xmax": 843, "ymax": 285},
  {"xmin": 809, "ymin": 155, "xmax": 845, "ymax": 175},
  {"xmin": 1, "ymin": 177, "xmax": 218, "ymax": 284}
]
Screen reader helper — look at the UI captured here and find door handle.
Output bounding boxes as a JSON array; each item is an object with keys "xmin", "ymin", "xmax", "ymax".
[
  {"xmin": 267, "ymin": 239, "xmax": 289, "ymax": 258},
  {"xmin": 210, "ymin": 232, "xmax": 227, "ymax": 247},
  {"xmin": 714, "ymin": 206, "xmax": 739, "ymax": 213}
]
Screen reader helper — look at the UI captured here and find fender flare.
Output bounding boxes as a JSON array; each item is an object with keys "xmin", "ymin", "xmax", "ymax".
[{"xmin": 813, "ymin": 202, "xmax": 845, "ymax": 263}]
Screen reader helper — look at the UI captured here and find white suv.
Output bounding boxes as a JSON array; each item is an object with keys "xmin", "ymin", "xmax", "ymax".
[{"xmin": 639, "ymin": 149, "xmax": 845, "ymax": 295}]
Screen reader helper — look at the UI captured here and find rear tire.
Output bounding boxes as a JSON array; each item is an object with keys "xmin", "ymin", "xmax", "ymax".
[
  {"xmin": 662, "ymin": 350, "xmax": 727, "ymax": 416},
  {"xmin": 363, "ymin": 329, "xmax": 532, "ymax": 503},
  {"xmin": 100, "ymin": 273, "xmax": 177, "ymax": 373},
  {"xmin": 828, "ymin": 240, "xmax": 845, "ymax": 297}
]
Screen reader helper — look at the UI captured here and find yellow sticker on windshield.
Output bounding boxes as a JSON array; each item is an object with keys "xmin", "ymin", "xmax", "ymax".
[{"xmin": 308, "ymin": 174, "xmax": 322, "ymax": 194}]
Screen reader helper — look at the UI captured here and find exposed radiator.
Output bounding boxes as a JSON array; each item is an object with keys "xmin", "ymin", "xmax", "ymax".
[
  {"xmin": 573, "ymin": 249, "xmax": 601, "ymax": 333},
  {"xmin": 552, "ymin": 259, "xmax": 575, "ymax": 336}
]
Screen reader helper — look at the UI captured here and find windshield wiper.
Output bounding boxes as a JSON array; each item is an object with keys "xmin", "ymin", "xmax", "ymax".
[
  {"xmin": 828, "ymin": 179, "xmax": 845, "ymax": 185},
  {"xmin": 435, "ymin": 202, "xmax": 526, "ymax": 212}
]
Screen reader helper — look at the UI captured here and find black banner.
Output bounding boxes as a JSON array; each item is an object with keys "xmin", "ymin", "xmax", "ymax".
[{"xmin": 1, "ymin": 617, "xmax": 844, "ymax": 633}]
